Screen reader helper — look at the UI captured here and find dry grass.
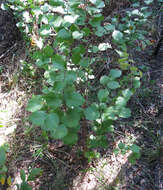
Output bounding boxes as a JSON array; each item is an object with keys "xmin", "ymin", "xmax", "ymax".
[{"xmin": 0, "ymin": 1, "xmax": 161, "ymax": 189}]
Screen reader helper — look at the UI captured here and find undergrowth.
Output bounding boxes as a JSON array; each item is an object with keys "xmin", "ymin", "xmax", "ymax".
[{"xmin": 0, "ymin": 0, "xmax": 161, "ymax": 189}]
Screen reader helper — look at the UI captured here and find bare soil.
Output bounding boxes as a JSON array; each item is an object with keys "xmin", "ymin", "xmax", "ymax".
[{"xmin": 0, "ymin": 1, "xmax": 163, "ymax": 190}]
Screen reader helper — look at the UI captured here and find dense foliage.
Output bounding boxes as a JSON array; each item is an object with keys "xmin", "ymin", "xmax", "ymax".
[{"xmin": 1, "ymin": 0, "xmax": 161, "ymax": 188}]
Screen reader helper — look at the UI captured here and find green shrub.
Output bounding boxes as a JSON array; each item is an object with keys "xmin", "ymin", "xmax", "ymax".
[{"xmin": 5, "ymin": 0, "xmax": 153, "ymax": 163}]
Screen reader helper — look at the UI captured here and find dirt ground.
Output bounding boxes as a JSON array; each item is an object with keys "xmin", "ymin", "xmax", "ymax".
[{"xmin": 0, "ymin": 1, "xmax": 163, "ymax": 190}]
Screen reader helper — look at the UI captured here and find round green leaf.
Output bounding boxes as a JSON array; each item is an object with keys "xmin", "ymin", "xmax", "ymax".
[
  {"xmin": 63, "ymin": 133, "xmax": 78, "ymax": 145},
  {"xmin": 122, "ymin": 89, "xmax": 133, "ymax": 100},
  {"xmin": 115, "ymin": 96, "xmax": 127, "ymax": 108},
  {"xmin": 72, "ymin": 45, "xmax": 86, "ymax": 54},
  {"xmin": 84, "ymin": 104, "xmax": 100, "ymax": 121},
  {"xmin": 72, "ymin": 31, "xmax": 83, "ymax": 39},
  {"xmin": 112, "ymin": 30, "xmax": 123, "ymax": 41},
  {"xmin": 89, "ymin": 15, "xmax": 104, "ymax": 27},
  {"xmin": 44, "ymin": 113, "xmax": 59, "ymax": 131},
  {"xmin": 54, "ymin": 81, "xmax": 67, "ymax": 92},
  {"xmin": 107, "ymin": 81, "xmax": 120, "ymax": 89},
  {"xmin": 64, "ymin": 15, "xmax": 78, "ymax": 23},
  {"xmin": 39, "ymin": 25, "xmax": 51, "ymax": 36},
  {"xmin": 119, "ymin": 107, "xmax": 131, "ymax": 118},
  {"xmin": 65, "ymin": 92, "xmax": 85, "ymax": 107},
  {"xmin": 71, "ymin": 46, "xmax": 85, "ymax": 64},
  {"xmin": 76, "ymin": 16, "xmax": 86, "ymax": 26},
  {"xmin": 144, "ymin": 0, "xmax": 153, "ymax": 5},
  {"xmin": 45, "ymin": 95, "xmax": 62, "ymax": 108},
  {"xmin": 52, "ymin": 54, "xmax": 66, "ymax": 70},
  {"xmin": 29, "ymin": 111, "xmax": 47, "ymax": 126},
  {"xmin": 27, "ymin": 96, "xmax": 43, "ymax": 112},
  {"xmin": 100, "ymin": 75, "xmax": 109, "ymax": 85},
  {"xmin": 130, "ymin": 144, "xmax": 140, "ymax": 153},
  {"xmin": 41, "ymin": 4, "xmax": 50, "ymax": 12},
  {"xmin": 43, "ymin": 45, "xmax": 54, "ymax": 57},
  {"xmin": 51, "ymin": 125, "xmax": 68, "ymax": 139},
  {"xmin": 52, "ymin": 16, "xmax": 63, "ymax": 28},
  {"xmin": 50, "ymin": 72, "xmax": 64, "ymax": 82},
  {"xmin": 95, "ymin": 26, "xmax": 105, "ymax": 37},
  {"xmin": 35, "ymin": 59, "xmax": 47, "ymax": 67},
  {"xmin": 104, "ymin": 24, "xmax": 115, "ymax": 31},
  {"xmin": 62, "ymin": 109, "xmax": 81, "ymax": 127},
  {"xmin": 89, "ymin": 0, "xmax": 105, "ymax": 8},
  {"xmin": 71, "ymin": 52, "xmax": 81, "ymax": 64},
  {"xmin": 91, "ymin": 46, "xmax": 99, "ymax": 53},
  {"xmin": 102, "ymin": 106, "xmax": 117, "ymax": 120},
  {"xmin": 65, "ymin": 71, "xmax": 77, "ymax": 83},
  {"xmin": 109, "ymin": 69, "xmax": 122, "ymax": 79},
  {"xmin": 79, "ymin": 58, "xmax": 90, "ymax": 68},
  {"xmin": 97, "ymin": 89, "xmax": 109, "ymax": 102},
  {"xmin": 57, "ymin": 28, "xmax": 71, "ymax": 40}
]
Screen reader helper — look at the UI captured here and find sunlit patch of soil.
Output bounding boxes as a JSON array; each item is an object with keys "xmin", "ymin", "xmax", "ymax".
[
  {"xmin": 0, "ymin": 47, "xmax": 35, "ymax": 188},
  {"xmin": 0, "ymin": 88, "xmax": 28, "ymax": 145},
  {"xmin": 0, "ymin": 46, "xmax": 29, "ymax": 145},
  {"xmin": 72, "ymin": 134, "xmax": 138, "ymax": 190}
]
